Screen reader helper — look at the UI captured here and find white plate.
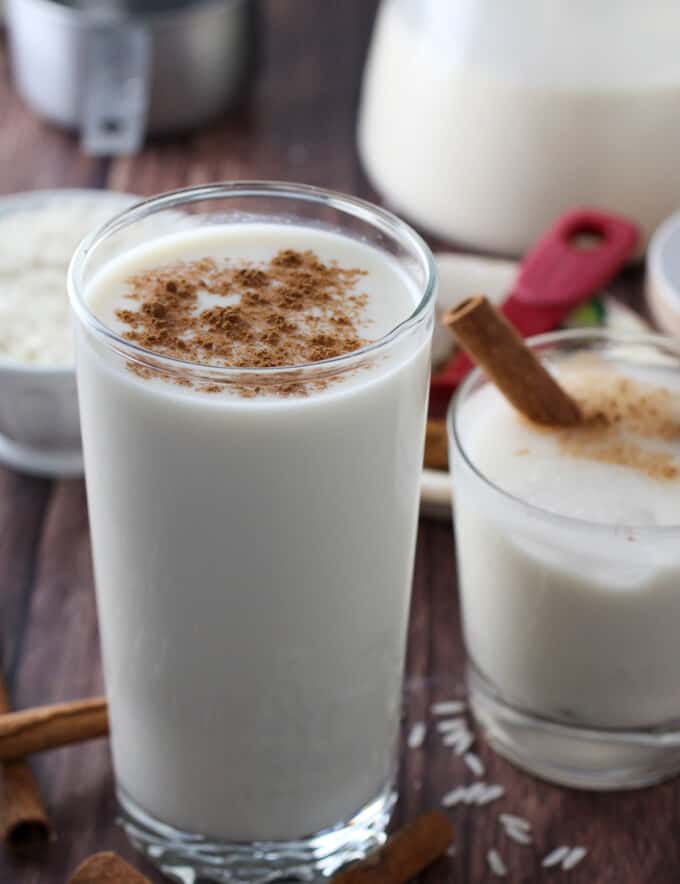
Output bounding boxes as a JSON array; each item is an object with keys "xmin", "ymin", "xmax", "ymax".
[{"xmin": 420, "ymin": 252, "xmax": 650, "ymax": 520}]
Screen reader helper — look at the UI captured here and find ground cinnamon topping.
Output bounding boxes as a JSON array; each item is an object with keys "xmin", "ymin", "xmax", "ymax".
[
  {"xmin": 116, "ymin": 249, "xmax": 370, "ymax": 395},
  {"xmin": 552, "ymin": 366, "xmax": 680, "ymax": 481}
]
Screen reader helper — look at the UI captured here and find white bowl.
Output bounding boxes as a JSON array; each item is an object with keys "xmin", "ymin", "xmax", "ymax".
[
  {"xmin": 646, "ymin": 209, "xmax": 680, "ymax": 338},
  {"xmin": 0, "ymin": 188, "xmax": 138, "ymax": 477}
]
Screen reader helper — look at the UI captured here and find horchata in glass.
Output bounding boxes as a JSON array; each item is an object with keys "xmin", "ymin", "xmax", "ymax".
[
  {"xmin": 68, "ymin": 182, "xmax": 435, "ymax": 881},
  {"xmin": 449, "ymin": 329, "xmax": 680, "ymax": 790}
]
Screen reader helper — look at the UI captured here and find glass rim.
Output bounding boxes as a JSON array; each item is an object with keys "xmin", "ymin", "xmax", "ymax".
[
  {"xmin": 67, "ymin": 181, "xmax": 437, "ymax": 381},
  {"xmin": 447, "ymin": 326, "xmax": 680, "ymax": 536}
]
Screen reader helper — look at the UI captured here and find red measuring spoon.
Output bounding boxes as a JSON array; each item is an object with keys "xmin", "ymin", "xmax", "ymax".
[{"xmin": 430, "ymin": 207, "xmax": 639, "ymax": 417}]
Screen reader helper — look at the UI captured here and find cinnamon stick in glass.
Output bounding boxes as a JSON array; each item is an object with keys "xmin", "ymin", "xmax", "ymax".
[
  {"xmin": 443, "ymin": 295, "xmax": 582, "ymax": 426},
  {"xmin": 0, "ymin": 697, "xmax": 108, "ymax": 762},
  {"xmin": 331, "ymin": 810, "xmax": 454, "ymax": 884},
  {"xmin": 0, "ymin": 675, "xmax": 50, "ymax": 852}
]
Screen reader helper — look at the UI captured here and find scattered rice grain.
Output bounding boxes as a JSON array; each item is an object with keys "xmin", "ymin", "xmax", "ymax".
[
  {"xmin": 477, "ymin": 784, "xmax": 505, "ymax": 805},
  {"xmin": 407, "ymin": 721, "xmax": 426, "ymax": 749},
  {"xmin": 499, "ymin": 813, "xmax": 531, "ymax": 831},
  {"xmin": 441, "ymin": 786, "xmax": 466, "ymax": 808},
  {"xmin": 442, "ymin": 783, "xmax": 504, "ymax": 807},
  {"xmin": 463, "ymin": 752, "xmax": 485, "ymax": 777},
  {"xmin": 542, "ymin": 846, "xmax": 570, "ymax": 868},
  {"xmin": 504, "ymin": 826, "xmax": 532, "ymax": 845},
  {"xmin": 487, "ymin": 848, "xmax": 507, "ymax": 877},
  {"xmin": 562, "ymin": 847, "xmax": 587, "ymax": 870},
  {"xmin": 467, "ymin": 782, "xmax": 486, "ymax": 802},
  {"xmin": 431, "ymin": 700, "xmax": 466, "ymax": 715},
  {"xmin": 443, "ymin": 731, "xmax": 475, "ymax": 754},
  {"xmin": 436, "ymin": 718, "xmax": 466, "ymax": 733}
]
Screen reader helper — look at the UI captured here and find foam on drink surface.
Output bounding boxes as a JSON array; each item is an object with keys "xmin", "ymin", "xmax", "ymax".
[{"xmin": 460, "ymin": 354, "xmax": 680, "ymax": 527}]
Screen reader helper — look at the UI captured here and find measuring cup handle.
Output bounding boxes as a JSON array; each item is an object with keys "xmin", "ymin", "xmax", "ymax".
[
  {"xmin": 514, "ymin": 207, "xmax": 639, "ymax": 309},
  {"xmin": 79, "ymin": 16, "xmax": 151, "ymax": 157}
]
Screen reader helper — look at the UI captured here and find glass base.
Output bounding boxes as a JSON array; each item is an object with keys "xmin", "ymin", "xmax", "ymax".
[
  {"xmin": 118, "ymin": 785, "xmax": 395, "ymax": 884},
  {"xmin": 468, "ymin": 664, "xmax": 680, "ymax": 790}
]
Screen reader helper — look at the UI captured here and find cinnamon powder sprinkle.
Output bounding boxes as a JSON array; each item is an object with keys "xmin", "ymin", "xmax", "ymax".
[
  {"xmin": 116, "ymin": 250, "xmax": 370, "ymax": 395},
  {"xmin": 553, "ymin": 368, "xmax": 680, "ymax": 481}
]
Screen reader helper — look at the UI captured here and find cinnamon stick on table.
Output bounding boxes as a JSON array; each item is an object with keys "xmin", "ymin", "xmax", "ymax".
[
  {"xmin": 0, "ymin": 697, "xmax": 108, "ymax": 762},
  {"xmin": 443, "ymin": 295, "xmax": 582, "ymax": 427},
  {"xmin": 425, "ymin": 418, "xmax": 449, "ymax": 470},
  {"xmin": 0, "ymin": 674, "xmax": 50, "ymax": 852},
  {"xmin": 332, "ymin": 810, "xmax": 454, "ymax": 884},
  {"xmin": 68, "ymin": 811, "xmax": 452, "ymax": 884},
  {"xmin": 69, "ymin": 851, "xmax": 150, "ymax": 883}
]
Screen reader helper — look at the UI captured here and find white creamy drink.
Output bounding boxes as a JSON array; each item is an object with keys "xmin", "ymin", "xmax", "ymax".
[
  {"xmin": 359, "ymin": 0, "xmax": 680, "ymax": 254},
  {"xmin": 73, "ymin": 208, "xmax": 433, "ymax": 854},
  {"xmin": 452, "ymin": 343, "xmax": 680, "ymax": 777}
]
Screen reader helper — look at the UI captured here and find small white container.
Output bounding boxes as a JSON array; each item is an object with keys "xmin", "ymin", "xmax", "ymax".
[
  {"xmin": 646, "ymin": 211, "xmax": 680, "ymax": 338},
  {"xmin": 0, "ymin": 189, "xmax": 137, "ymax": 477}
]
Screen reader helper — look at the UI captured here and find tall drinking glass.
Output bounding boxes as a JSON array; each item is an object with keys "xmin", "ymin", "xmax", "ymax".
[{"xmin": 68, "ymin": 183, "xmax": 435, "ymax": 882}]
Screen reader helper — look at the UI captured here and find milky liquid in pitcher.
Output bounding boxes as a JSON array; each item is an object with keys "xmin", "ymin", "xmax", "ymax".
[{"xmin": 359, "ymin": 0, "xmax": 680, "ymax": 253}]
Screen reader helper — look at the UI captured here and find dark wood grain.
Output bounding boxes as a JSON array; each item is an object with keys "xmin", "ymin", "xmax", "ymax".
[
  {"xmin": 0, "ymin": 469, "xmax": 51, "ymax": 680},
  {"xmin": 0, "ymin": 38, "xmax": 107, "ymax": 191},
  {"xmin": 0, "ymin": 1, "xmax": 666, "ymax": 882}
]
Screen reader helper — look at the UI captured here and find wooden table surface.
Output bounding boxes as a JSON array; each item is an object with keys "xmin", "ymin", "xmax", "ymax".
[{"xmin": 0, "ymin": 3, "xmax": 672, "ymax": 882}]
